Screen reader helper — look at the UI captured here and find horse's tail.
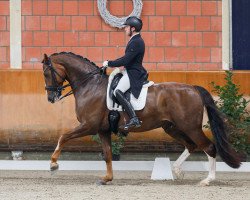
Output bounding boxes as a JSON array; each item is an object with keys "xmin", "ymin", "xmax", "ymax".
[{"xmin": 194, "ymin": 85, "xmax": 244, "ymax": 168}]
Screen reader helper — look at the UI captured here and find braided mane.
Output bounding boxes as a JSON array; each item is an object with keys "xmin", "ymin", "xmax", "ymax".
[{"xmin": 50, "ymin": 52, "xmax": 99, "ymax": 69}]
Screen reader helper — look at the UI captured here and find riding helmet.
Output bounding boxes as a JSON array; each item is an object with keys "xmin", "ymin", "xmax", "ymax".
[{"xmin": 123, "ymin": 16, "xmax": 143, "ymax": 32}]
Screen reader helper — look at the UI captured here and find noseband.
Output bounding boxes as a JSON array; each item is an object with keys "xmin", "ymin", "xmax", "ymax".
[{"xmin": 44, "ymin": 57, "xmax": 105, "ymax": 101}]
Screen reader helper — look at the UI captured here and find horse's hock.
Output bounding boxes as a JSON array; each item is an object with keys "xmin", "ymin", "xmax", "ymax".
[{"xmin": 0, "ymin": 70, "xmax": 249, "ymax": 151}]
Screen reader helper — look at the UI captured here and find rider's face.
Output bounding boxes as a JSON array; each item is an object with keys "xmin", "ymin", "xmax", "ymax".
[
  {"xmin": 125, "ymin": 25, "xmax": 135, "ymax": 37},
  {"xmin": 125, "ymin": 25, "xmax": 131, "ymax": 36}
]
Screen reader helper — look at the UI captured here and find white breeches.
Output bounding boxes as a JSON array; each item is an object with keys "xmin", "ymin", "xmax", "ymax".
[{"xmin": 114, "ymin": 70, "xmax": 130, "ymax": 96}]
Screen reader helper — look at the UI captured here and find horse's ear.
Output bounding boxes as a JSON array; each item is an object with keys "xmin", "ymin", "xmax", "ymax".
[{"xmin": 42, "ymin": 54, "xmax": 49, "ymax": 63}]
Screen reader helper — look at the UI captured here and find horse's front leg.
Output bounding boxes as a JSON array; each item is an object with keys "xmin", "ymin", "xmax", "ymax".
[
  {"xmin": 97, "ymin": 131, "xmax": 113, "ymax": 185},
  {"xmin": 50, "ymin": 124, "xmax": 95, "ymax": 171}
]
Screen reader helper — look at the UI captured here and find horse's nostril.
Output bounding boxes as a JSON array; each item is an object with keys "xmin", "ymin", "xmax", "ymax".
[{"xmin": 48, "ymin": 95, "xmax": 54, "ymax": 103}]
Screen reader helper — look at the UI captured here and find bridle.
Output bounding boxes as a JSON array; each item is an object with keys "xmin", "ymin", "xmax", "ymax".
[
  {"xmin": 43, "ymin": 57, "xmax": 72, "ymax": 100},
  {"xmin": 43, "ymin": 57, "xmax": 106, "ymax": 101}
]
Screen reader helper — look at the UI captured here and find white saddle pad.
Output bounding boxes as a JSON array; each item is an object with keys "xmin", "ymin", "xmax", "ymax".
[{"xmin": 106, "ymin": 68, "xmax": 154, "ymax": 111}]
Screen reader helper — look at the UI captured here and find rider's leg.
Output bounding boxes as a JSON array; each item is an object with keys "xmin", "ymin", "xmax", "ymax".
[
  {"xmin": 114, "ymin": 70, "xmax": 131, "ymax": 94},
  {"xmin": 114, "ymin": 71, "xmax": 141, "ymax": 130}
]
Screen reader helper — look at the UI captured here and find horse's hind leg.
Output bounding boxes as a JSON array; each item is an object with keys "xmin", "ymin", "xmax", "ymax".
[
  {"xmin": 199, "ymin": 152, "xmax": 216, "ymax": 186},
  {"xmin": 172, "ymin": 149, "xmax": 190, "ymax": 178},
  {"xmin": 50, "ymin": 124, "xmax": 96, "ymax": 171},
  {"xmin": 184, "ymin": 129, "xmax": 217, "ymax": 186},
  {"xmin": 162, "ymin": 121, "xmax": 197, "ymax": 178}
]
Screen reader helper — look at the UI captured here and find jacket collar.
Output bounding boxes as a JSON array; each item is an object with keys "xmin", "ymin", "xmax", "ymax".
[{"xmin": 129, "ymin": 33, "xmax": 140, "ymax": 42}]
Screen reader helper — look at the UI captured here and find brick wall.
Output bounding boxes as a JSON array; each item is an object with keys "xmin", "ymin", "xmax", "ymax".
[{"xmin": 0, "ymin": 0, "xmax": 222, "ymax": 70}]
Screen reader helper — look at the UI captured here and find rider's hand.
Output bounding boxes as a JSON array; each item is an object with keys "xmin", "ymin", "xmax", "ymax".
[
  {"xmin": 100, "ymin": 66, "xmax": 107, "ymax": 75},
  {"xmin": 103, "ymin": 60, "xmax": 108, "ymax": 67}
]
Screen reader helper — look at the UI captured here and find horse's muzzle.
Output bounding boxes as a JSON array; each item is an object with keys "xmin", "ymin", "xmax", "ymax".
[
  {"xmin": 48, "ymin": 95, "xmax": 55, "ymax": 103},
  {"xmin": 48, "ymin": 97, "xmax": 55, "ymax": 103},
  {"xmin": 48, "ymin": 90, "xmax": 61, "ymax": 103}
]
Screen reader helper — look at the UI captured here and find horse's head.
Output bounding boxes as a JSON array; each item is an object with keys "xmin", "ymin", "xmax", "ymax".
[{"xmin": 42, "ymin": 54, "xmax": 67, "ymax": 103}]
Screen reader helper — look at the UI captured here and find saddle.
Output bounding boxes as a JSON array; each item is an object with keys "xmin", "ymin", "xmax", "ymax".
[
  {"xmin": 107, "ymin": 68, "xmax": 154, "ymax": 134},
  {"xmin": 107, "ymin": 68, "xmax": 154, "ymax": 111},
  {"xmin": 109, "ymin": 72, "xmax": 150, "ymax": 108}
]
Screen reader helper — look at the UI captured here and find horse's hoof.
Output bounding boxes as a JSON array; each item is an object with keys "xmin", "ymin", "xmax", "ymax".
[
  {"xmin": 50, "ymin": 162, "xmax": 59, "ymax": 171},
  {"xmin": 176, "ymin": 172, "xmax": 184, "ymax": 180},
  {"xmin": 173, "ymin": 167, "xmax": 184, "ymax": 179},
  {"xmin": 96, "ymin": 179, "xmax": 107, "ymax": 185},
  {"xmin": 199, "ymin": 179, "xmax": 210, "ymax": 186}
]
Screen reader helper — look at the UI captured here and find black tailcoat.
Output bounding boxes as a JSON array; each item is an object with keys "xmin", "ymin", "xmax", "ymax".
[{"xmin": 108, "ymin": 34, "xmax": 147, "ymax": 99}]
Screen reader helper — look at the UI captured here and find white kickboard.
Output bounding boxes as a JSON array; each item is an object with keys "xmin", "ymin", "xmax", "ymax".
[
  {"xmin": 1, "ymin": 160, "xmax": 249, "ymax": 172},
  {"xmin": 151, "ymin": 157, "xmax": 174, "ymax": 180}
]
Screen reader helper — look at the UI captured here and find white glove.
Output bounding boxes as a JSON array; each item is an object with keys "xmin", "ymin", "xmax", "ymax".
[{"xmin": 103, "ymin": 60, "xmax": 108, "ymax": 67}]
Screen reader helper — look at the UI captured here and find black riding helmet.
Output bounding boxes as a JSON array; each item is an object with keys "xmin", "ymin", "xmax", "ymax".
[{"xmin": 123, "ymin": 16, "xmax": 143, "ymax": 32}]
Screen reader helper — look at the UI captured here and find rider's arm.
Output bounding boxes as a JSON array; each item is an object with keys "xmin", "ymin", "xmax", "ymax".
[{"xmin": 108, "ymin": 41, "xmax": 139, "ymax": 67}]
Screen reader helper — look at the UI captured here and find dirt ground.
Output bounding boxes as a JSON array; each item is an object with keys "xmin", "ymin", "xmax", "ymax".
[{"xmin": 0, "ymin": 170, "xmax": 249, "ymax": 200}]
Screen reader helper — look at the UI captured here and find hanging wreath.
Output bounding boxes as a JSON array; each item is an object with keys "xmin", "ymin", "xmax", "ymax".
[{"xmin": 97, "ymin": 0, "xmax": 143, "ymax": 29}]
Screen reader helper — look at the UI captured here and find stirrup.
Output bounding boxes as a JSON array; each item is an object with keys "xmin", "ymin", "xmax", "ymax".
[{"xmin": 122, "ymin": 117, "xmax": 141, "ymax": 131}]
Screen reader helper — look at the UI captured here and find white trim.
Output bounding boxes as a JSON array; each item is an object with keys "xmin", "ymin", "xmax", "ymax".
[
  {"xmin": 0, "ymin": 160, "xmax": 249, "ymax": 172},
  {"xmin": 222, "ymin": 0, "xmax": 231, "ymax": 70},
  {"xmin": 10, "ymin": 0, "xmax": 22, "ymax": 69}
]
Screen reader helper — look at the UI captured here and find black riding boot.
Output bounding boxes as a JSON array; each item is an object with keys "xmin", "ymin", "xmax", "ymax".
[{"xmin": 115, "ymin": 90, "xmax": 141, "ymax": 130}]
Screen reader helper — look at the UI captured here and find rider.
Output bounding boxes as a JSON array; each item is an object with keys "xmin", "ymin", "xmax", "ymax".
[{"xmin": 103, "ymin": 16, "xmax": 148, "ymax": 131}]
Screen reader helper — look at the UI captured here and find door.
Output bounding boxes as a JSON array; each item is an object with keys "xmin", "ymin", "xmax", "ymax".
[{"xmin": 232, "ymin": 0, "xmax": 250, "ymax": 70}]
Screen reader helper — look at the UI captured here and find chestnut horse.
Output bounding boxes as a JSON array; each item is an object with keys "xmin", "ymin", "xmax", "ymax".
[{"xmin": 42, "ymin": 52, "xmax": 243, "ymax": 186}]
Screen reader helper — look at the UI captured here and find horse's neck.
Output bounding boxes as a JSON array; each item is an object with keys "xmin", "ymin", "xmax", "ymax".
[
  {"xmin": 77, "ymin": 75, "xmax": 108, "ymax": 94},
  {"xmin": 53, "ymin": 55, "xmax": 108, "ymax": 98},
  {"xmin": 53, "ymin": 55, "xmax": 96, "ymax": 83}
]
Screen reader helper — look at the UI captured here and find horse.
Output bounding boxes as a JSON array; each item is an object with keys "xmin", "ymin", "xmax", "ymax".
[{"xmin": 42, "ymin": 52, "xmax": 244, "ymax": 186}]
